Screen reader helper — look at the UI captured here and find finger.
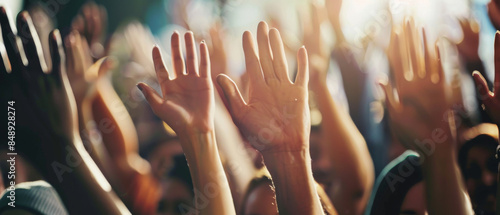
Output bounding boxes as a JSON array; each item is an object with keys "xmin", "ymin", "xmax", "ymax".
[
  {"xmin": 473, "ymin": 71, "xmax": 494, "ymax": 105},
  {"xmin": 216, "ymin": 74, "xmax": 246, "ymax": 115},
  {"xmin": 64, "ymin": 33, "xmax": 75, "ymax": 75},
  {"xmin": 494, "ymin": 31, "xmax": 500, "ymax": 97},
  {"xmin": 388, "ymin": 32, "xmax": 406, "ymax": 86},
  {"xmin": 311, "ymin": 2, "xmax": 321, "ymax": 40},
  {"xmin": 152, "ymin": 46, "xmax": 170, "ymax": 94},
  {"xmin": 257, "ymin": 21, "xmax": 276, "ymax": 80},
  {"xmin": 434, "ymin": 43, "xmax": 445, "ymax": 84},
  {"xmin": 242, "ymin": 31, "xmax": 264, "ymax": 85},
  {"xmin": 16, "ymin": 11, "xmax": 47, "ymax": 73},
  {"xmin": 0, "ymin": 40, "xmax": 9, "ymax": 75},
  {"xmin": 295, "ymin": 46, "xmax": 309, "ymax": 87},
  {"xmin": 404, "ymin": 19, "xmax": 417, "ymax": 79},
  {"xmin": 269, "ymin": 28, "xmax": 290, "ymax": 82},
  {"xmin": 184, "ymin": 31, "xmax": 198, "ymax": 76},
  {"xmin": 199, "ymin": 41, "xmax": 210, "ymax": 78},
  {"xmin": 422, "ymin": 28, "xmax": 431, "ymax": 80},
  {"xmin": 82, "ymin": 3, "xmax": 94, "ymax": 40},
  {"xmin": 90, "ymin": 3, "xmax": 102, "ymax": 44},
  {"xmin": 96, "ymin": 56, "xmax": 116, "ymax": 77},
  {"xmin": 49, "ymin": 29, "xmax": 65, "ymax": 83},
  {"xmin": 71, "ymin": 15, "xmax": 85, "ymax": 33},
  {"xmin": 379, "ymin": 80, "xmax": 399, "ymax": 113},
  {"xmin": 171, "ymin": 31, "xmax": 185, "ymax": 77},
  {"xmin": 0, "ymin": 7, "xmax": 23, "ymax": 68},
  {"xmin": 137, "ymin": 82, "xmax": 164, "ymax": 112},
  {"xmin": 80, "ymin": 36, "xmax": 93, "ymax": 67}
]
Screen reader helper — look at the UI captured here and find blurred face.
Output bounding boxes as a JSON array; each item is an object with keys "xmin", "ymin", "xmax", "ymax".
[
  {"xmin": 243, "ymin": 180, "xmax": 278, "ymax": 215},
  {"xmin": 148, "ymin": 140, "xmax": 183, "ymax": 179},
  {"xmin": 310, "ymin": 130, "xmax": 335, "ymax": 185},
  {"xmin": 463, "ymin": 145, "xmax": 497, "ymax": 214},
  {"xmin": 400, "ymin": 182, "xmax": 427, "ymax": 215},
  {"xmin": 157, "ymin": 179, "xmax": 193, "ymax": 215}
]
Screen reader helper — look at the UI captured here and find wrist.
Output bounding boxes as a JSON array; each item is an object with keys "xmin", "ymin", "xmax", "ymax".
[{"xmin": 261, "ymin": 149, "xmax": 311, "ymax": 172}]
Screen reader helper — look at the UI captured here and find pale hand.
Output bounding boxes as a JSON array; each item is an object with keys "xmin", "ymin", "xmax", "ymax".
[
  {"xmin": 217, "ymin": 21, "xmax": 310, "ymax": 153},
  {"xmin": 138, "ymin": 32, "xmax": 214, "ymax": 136},
  {"xmin": 382, "ymin": 20, "xmax": 452, "ymax": 154}
]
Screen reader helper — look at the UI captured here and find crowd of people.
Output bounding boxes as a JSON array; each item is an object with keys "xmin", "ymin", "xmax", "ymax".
[{"xmin": 0, "ymin": 0, "xmax": 499, "ymax": 214}]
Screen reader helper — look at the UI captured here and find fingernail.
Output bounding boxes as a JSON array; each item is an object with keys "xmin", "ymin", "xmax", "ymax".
[
  {"xmin": 136, "ymin": 84, "xmax": 143, "ymax": 91},
  {"xmin": 201, "ymin": 40, "xmax": 205, "ymax": 44}
]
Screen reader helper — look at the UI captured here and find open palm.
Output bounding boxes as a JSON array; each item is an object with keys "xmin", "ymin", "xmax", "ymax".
[
  {"xmin": 217, "ymin": 22, "xmax": 310, "ymax": 153},
  {"xmin": 138, "ymin": 32, "xmax": 214, "ymax": 135}
]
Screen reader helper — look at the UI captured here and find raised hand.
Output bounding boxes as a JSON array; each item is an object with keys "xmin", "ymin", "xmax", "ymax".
[
  {"xmin": 456, "ymin": 18, "xmax": 480, "ymax": 62},
  {"xmin": 71, "ymin": 1, "xmax": 108, "ymax": 59},
  {"xmin": 66, "ymin": 31, "xmax": 113, "ymax": 106},
  {"xmin": 325, "ymin": 0, "xmax": 344, "ymax": 42},
  {"xmin": 302, "ymin": 2, "xmax": 330, "ymax": 82},
  {"xmin": 0, "ymin": 8, "xmax": 129, "ymax": 214},
  {"xmin": 138, "ymin": 32, "xmax": 235, "ymax": 215},
  {"xmin": 217, "ymin": 21, "xmax": 310, "ymax": 153},
  {"xmin": 138, "ymin": 31, "xmax": 213, "ymax": 136},
  {"xmin": 473, "ymin": 31, "xmax": 500, "ymax": 125},
  {"xmin": 382, "ymin": 20, "xmax": 450, "ymax": 151},
  {"xmin": 382, "ymin": 19, "xmax": 474, "ymax": 215},
  {"xmin": 217, "ymin": 21, "xmax": 323, "ymax": 215}
]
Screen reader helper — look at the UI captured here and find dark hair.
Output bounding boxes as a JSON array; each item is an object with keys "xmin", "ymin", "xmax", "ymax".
[
  {"xmin": 458, "ymin": 134, "xmax": 498, "ymax": 177},
  {"xmin": 366, "ymin": 151, "xmax": 423, "ymax": 215},
  {"xmin": 168, "ymin": 154, "xmax": 193, "ymax": 193}
]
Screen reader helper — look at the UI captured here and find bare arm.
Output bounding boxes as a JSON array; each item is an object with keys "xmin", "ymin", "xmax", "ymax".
[
  {"xmin": 217, "ymin": 21, "xmax": 323, "ymax": 215},
  {"xmin": 138, "ymin": 31, "xmax": 235, "ymax": 214}
]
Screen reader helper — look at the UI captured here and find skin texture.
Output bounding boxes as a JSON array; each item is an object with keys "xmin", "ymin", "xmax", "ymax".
[
  {"xmin": 217, "ymin": 21, "xmax": 324, "ymax": 215},
  {"xmin": 0, "ymin": 8, "xmax": 129, "ymax": 214},
  {"xmin": 138, "ymin": 31, "xmax": 236, "ymax": 215},
  {"xmin": 381, "ymin": 19, "xmax": 474, "ymax": 215}
]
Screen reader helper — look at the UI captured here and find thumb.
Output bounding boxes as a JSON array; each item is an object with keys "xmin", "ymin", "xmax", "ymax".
[
  {"xmin": 216, "ymin": 74, "xmax": 246, "ymax": 116},
  {"xmin": 472, "ymin": 71, "xmax": 493, "ymax": 102},
  {"xmin": 137, "ymin": 82, "xmax": 164, "ymax": 111}
]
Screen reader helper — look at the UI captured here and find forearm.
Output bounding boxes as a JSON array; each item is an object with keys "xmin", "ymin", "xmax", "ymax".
[
  {"xmin": 214, "ymin": 97, "xmax": 257, "ymax": 210},
  {"xmin": 311, "ymin": 80, "xmax": 374, "ymax": 214},
  {"xmin": 262, "ymin": 149, "xmax": 324, "ymax": 215},
  {"xmin": 422, "ymin": 138, "xmax": 474, "ymax": 215},
  {"xmin": 92, "ymin": 80, "xmax": 147, "ymax": 176},
  {"xmin": 313, "ymin": 82, "xmax": 375, "ymax": 198},
  {"xmin": 77, "ymin": 99, "xmax": 111, "ymax": 175},
  {"xmin": 45, "ymin": 136, "xmax": 130, "ymax": 215},
  {"xmin": 332, "ymin": 45, "xmax": 367, "ymax": 119},
  {"xmin": 179, "ymin": 129, "xmax": 236, "ymax": 215}
]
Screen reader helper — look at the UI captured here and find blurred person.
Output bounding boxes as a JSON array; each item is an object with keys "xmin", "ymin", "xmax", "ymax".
[
  {"xmin": 365, "ymin": 151, "xmax": 426, "ymax": 215},
  {"xmin": 302, "ymin": 4, "xmax": 375, "ymax": 214},
  {"xmin": 458, "ymin": 125, "xmax": 498, "ymax": 215},
  {"xmin": 0, "ymin": 7, "xmax": 130, "ymax": 214},
  {"xmin": 472, "ymin": 30, "xmax": 500, "ymax": 215}
]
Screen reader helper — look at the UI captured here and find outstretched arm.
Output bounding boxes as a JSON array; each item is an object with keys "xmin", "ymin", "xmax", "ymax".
[
  {"xmin": 382, "ymin": 20, "xmax": 473, "ymax": 215},
  {"xmin": 302, "ymin": 8, "xmax": 374, "ymax": 214},
  {"xmin": 138, "ymin": 32, "xmax": 235, "ymax": 215},
  {"xmin": 0, "ymin": 8, "xmax": 129, "ymax": 214},
  {"xmin": 217, "ymin": 21, "xmax": 323, "ymax": 215}
]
